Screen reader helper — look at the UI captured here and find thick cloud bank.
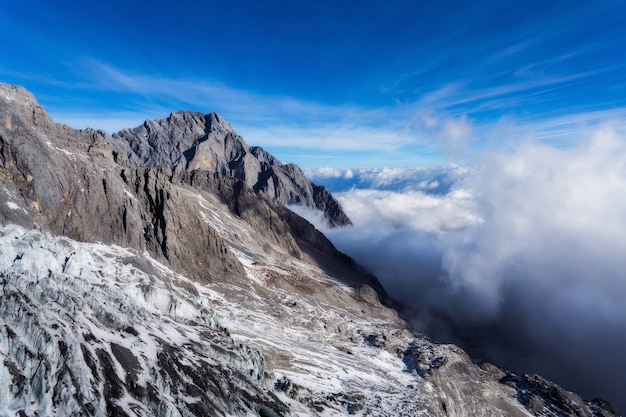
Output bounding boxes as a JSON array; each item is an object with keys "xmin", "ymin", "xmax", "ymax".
[
  {"xmin": 305, "ymin": 166, "xmax": 463, "ymax": 194},
  {"xmin": 299, "ymin": 126, "xmax": 626, "ymax": 411}
]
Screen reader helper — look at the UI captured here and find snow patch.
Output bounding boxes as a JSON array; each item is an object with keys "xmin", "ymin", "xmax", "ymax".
[{"xmin": 5, "ymin": 201, "xmax": 27, "ymax": 213}]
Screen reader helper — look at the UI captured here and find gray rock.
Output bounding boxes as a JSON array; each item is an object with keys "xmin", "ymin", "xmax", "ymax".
[
  {"xmin": 110, "ymin": 111, "xmax": 351, "ymax": 226},
  {"xmin": 0, "ymin": 82, "xmax": 245, "ymax": 285},
  {"xmin": 500, "ymin": 372, "xmax": 621, "ymax": 417},
  {"xmin": 176, "ymin": 169, "xmax": 386, "ymax": 296}
]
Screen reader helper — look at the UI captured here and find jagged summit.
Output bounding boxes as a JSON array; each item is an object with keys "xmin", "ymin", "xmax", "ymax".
[
  {"xmin": 111, "ymin": 110, "xmax": 351, "ymax": 227},
  {"xmin": 112, "ymin": 111, "xmax": 233, "ymax": 169},
  {"xmin": 0, "ymin": 83, "xmax": 55, "ymax": 130},
  {"xmin": 0, "ymin": 83, "xmax": 38, "ymax": 108}
]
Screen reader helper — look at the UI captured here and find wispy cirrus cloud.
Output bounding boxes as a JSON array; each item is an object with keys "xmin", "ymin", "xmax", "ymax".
[
  {"xmin": 41, "ymin": 59, "xmax": 626, "ymax": 168},
  {"xmin": 415, "ymin": 68, "xmax": 603, "ymax": 114},
  {"xmin": 44, "ymin": 60, "xmax": 444, "ymax": 165},
  {"xmin": 78, "ymin": 60, "xmax": 399, "ymax": 126}
]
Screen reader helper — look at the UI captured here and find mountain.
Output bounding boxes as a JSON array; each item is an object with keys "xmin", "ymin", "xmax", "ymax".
[{"xmin": 0, "ymin": 82, "xmax": 620, "ymax": 417}]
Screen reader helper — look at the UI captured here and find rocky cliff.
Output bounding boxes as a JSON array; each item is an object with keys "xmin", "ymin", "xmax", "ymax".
[{"xmin": 0, "ymin": 82, "xmax": 620, "ymax": 417}]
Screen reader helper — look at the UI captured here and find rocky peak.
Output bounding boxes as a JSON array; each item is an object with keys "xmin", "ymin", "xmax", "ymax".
[
  {"xmin": 0, "ymin": 83, "xmax": 39, "ymax": 110},
  {"xmin": 204, "ymin": 110, "xmax": 235, "ymax": 134},
  {"xmin": 0, "ymin": 83, "xmax": 39, "ymax": 108},
  {"xmin": 111, "ymin": 111, "xmax": 352, "ymax": 226},
  {"xmin": 0, "ymin": 83, "xmax": 53, "ymax": 129}
]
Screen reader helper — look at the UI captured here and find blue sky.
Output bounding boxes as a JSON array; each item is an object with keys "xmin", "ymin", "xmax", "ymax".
[{"xmin": 1, "ymin": 0, "xmax": 625, "ymax": 167}]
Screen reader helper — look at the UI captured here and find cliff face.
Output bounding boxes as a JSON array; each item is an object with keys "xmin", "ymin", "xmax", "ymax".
[
  {"xmin": 110, "ymin": 111, "xmax": 351, "ymax": 227},
  {"xmin": 0, "ymin": 84, "xmax": 359, "ymax": 288},
  {"xmin": 0, "ymin": 85, "xmax": 248, "ymax": 286},
  {"xmin": 0, "ymin": 82, "xmax": 620, "ymax": 417}
]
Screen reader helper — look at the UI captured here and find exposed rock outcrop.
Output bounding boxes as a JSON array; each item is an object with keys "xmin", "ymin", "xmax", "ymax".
[
  {"xmin": 0, "ymin": 84, "xmax": 247, "ymax": 285},
  {"xmin": 176, "ymin": 169, "xmax": 387, "ymax": 295}
]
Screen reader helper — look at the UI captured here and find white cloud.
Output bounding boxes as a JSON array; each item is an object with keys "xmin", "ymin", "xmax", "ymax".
[
  {"xmin": 445, "ymin": 125, "xmax": 626, "ymax": 311},
  {"xmin": 370, "ymin": 167, "xmax": 416, "ymax": 188},
  {"xmin": 307, "ymin": 167, "xmax": 346, "ymax": 179},
  {"xmin": 443, "ymin": 114, "xmax": 472, "ymax": 140},
  {"xmin": 436, "ymin": 127, "xmax": 626, "ymax": 408},
  {"xmin": 334, "ymin": 188, "xmax": 482, "ymax": 233},
  {"xmin": 416, "ymin": 69, "xmax": 602, "ymax": 112}
]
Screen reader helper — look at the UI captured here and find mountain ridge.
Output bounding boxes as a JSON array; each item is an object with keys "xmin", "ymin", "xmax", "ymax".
[{"xmin": 110, "ymin": 110, "xmax": 351, "ymax": 227}]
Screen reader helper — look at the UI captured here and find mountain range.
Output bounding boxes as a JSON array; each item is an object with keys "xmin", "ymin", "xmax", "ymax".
[{"xmin": 0, "ymin": 82, "xmax": 620, "ymax": 417}]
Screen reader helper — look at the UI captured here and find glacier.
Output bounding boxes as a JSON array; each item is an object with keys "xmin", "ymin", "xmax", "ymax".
[{"xmin": 2, "ymin": 224, "xmax": 616, "ymax": 416}]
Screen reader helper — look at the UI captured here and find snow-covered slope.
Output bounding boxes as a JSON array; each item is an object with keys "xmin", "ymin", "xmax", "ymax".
[
  {"xmin": 0, "ymin": 224, "xmax": 286, "ymax": 416},
  {"xmin": 1, "ymin": 222, "xmax": 616, "ymax": 417}
]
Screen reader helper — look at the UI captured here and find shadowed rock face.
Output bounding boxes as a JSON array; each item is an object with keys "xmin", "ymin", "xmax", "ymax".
[
  {"xmin": 0, "ymin": 83, "xmax": 375, "ymax": 290},
  {"xmin": 110, "ymin": 110, "xmax": 351, "ymax": 227},
  {"xmin": 0, "ymin": 84, "xmax": 246, "ymax": 286},
  {"xmin": 176, "ymin": 169, "xmax": 388, "ymax": 296},
  {"xmin": 0, "ymin": 82, "xmax": 621, "ymax": 417}
]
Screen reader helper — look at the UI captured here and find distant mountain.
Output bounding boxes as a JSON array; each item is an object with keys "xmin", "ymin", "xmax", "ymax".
[{"xmin": 0, "ymin": 82, "xmax": 620, "ymax": 417}]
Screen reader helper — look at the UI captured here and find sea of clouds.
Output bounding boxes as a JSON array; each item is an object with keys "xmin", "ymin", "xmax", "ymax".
[{"xmin": 299, "ymin": 125, "xmax": 626, "ymax": 411}]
